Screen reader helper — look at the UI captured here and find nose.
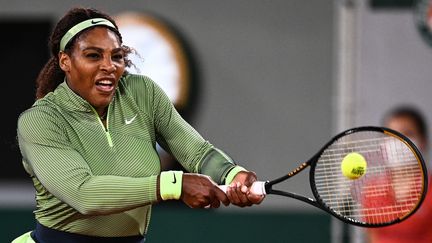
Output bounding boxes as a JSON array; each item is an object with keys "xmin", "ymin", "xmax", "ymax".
[{"xmin": 100, "ymin": 57, "xmax": 116, "ymax": 73}]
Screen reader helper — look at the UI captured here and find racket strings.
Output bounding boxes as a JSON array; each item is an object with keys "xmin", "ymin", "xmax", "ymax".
[
  {"xmin": 315, "ymin": 168, "xmax": 422, "ymax": 187},
  {"xmin": 315, "ymin": 180, "xmax": 423, "ymax": 197},
  {"xmin": 313, "ymin": 131, "xmax": 425, "ymax": 225}
]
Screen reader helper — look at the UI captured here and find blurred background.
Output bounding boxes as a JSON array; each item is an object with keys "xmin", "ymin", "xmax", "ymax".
[{"xmin": 1, "ymin": 0, "xmax": 431, "ymax": 242}]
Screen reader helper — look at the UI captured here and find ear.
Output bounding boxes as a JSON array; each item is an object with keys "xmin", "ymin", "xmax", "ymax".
[{"xmin": 58, "ymin": 52, "xmax": 71, "ymax": 72}]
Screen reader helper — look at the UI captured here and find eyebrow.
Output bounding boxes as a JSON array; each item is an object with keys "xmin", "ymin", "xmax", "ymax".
[{"xmin": 82, "ymin": 46, "xmax": 123, "ymax": 53}]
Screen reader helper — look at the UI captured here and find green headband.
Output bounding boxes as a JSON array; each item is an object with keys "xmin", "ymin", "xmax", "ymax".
[{"xmin": 59, "ymin": 18, "xmax": 116, "ymax": 52}]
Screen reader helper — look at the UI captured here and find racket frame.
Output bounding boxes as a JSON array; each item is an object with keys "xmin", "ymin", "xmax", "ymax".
[{"xmin": 263, "ymin": 126, "xmax": 428, "ymax": 227}]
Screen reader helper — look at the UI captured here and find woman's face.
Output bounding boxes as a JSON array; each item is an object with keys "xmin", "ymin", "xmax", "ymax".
[{"xmin": 60, "ymin": 27, "xmax": 125, "ymax": 113}]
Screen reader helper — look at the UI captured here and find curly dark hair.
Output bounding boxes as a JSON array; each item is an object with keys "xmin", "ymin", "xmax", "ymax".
[{"xmin": 35, "ymin": 7, "xmax": 133, "ymax": 99}]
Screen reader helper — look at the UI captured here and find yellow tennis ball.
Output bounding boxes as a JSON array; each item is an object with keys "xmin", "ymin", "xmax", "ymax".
[{"xmin": 341, "ymin": 152, "xmax": 367, "ymax": 179}]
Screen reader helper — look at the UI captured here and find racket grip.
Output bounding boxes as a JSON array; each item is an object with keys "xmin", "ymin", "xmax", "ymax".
[
  {"xmin": 218, "ymin": 181, "xmax": 266, "ymax": 195},
  {"xmin": 250, "ymin": 181, "xmax": 266, "ymax": 195},
  {"xmin": 205, "ymin": 181, "xmax": 266, "ymax": 208}
]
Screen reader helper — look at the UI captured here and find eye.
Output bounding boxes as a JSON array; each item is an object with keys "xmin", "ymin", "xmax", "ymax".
[
  {"xmin": 112, "ymin": 53, "xmax": 124, "ymax": 61},
  {"xmin": 86, "ymin": 52, "xmax": 101, "ymax": 59}
]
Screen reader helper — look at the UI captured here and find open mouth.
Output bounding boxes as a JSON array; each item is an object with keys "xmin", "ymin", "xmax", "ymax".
[{"xmin": 95, "ymin": 80, "xmax": 115, "ymax": 93}]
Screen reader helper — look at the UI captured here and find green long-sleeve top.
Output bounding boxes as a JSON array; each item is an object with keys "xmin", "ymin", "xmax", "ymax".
[{"xmin": 17, "ymin": 73, "xmax": 239, "ymax": 237}]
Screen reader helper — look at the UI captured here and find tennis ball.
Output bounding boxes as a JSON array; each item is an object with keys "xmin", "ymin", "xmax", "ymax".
[{"xmin": 341, "ymin": 152, "xmax": 367, "ymax": 179}]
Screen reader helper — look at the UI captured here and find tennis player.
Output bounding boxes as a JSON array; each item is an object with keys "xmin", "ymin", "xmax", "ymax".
[{"xmin": 12, "ymin": 7, "xmax": 263, "ymax": 243}]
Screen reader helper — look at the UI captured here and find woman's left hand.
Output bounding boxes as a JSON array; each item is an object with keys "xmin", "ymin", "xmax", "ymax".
[{"xmin": 226, "ymin": 171, "xmax": 265, "ymax": 207}]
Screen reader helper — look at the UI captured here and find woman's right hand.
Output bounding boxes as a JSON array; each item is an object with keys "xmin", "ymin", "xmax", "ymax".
[{"xmin": 181, "ymin": 173, "xmax": 230, "ymax": 209}]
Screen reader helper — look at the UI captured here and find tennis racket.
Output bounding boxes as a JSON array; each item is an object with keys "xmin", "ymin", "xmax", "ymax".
[{"xmin": 221, "ymin": 126, "xmax": 428, "ymax": 227}]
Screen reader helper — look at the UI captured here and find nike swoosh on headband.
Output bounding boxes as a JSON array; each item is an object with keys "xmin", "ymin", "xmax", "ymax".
[
  {"xmin": 91, "ymin": 19, "xmax": 106, "ymax": 24},
  {"xmin": 59, "ymin": 18, "xmax": 116, "ymax": 52}
]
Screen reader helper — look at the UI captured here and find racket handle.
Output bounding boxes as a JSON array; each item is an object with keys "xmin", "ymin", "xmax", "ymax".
[
  {"xmin": 250, "ymin": 181, "xmax": 266, "ymax": 195},
  {"xmin": 218, "ymin": 181, "xmax": 266, "ymax": 195},
  {"xmin": 205, "ymin": 181, "xmax": 267, "ymax": 208}
]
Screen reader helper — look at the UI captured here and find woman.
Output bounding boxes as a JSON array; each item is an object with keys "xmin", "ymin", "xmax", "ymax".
[{"xmin": 13, "ymin": 7, "xmax": 263, "ymax": 243}]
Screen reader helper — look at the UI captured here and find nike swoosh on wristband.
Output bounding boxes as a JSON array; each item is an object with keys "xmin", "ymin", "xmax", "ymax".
[
  {"xmin": 91, "ymin": 20, "xmax": 106, "ymax": 24},
  {"xmin": 125, "ymin": 114, "xmax": 137, "ymax": 125},
  {"xmin": 172, "ymin": 173, "xmax": 177, "ymax": 184}
]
